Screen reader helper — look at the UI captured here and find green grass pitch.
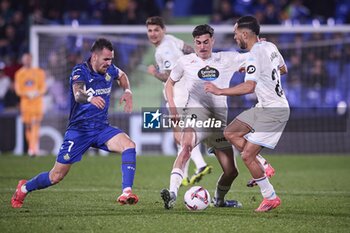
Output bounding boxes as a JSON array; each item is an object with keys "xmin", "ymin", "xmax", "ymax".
[{"xmin": 0, "ymin": 154, "xmax": 349, "ymax": 233}]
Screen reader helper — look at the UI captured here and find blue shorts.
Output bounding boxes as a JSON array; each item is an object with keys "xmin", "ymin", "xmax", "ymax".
[{"xmin": 57, "ymin": 125, "xmax": 123, "ymax": 164}]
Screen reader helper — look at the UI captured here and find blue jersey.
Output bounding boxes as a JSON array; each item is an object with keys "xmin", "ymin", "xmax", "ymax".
[{"xmin": 67, "ymin": 59, "xmax": 119, "ymax": 130}]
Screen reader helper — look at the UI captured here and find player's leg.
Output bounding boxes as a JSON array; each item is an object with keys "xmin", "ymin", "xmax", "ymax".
[
  {"xmin": 224, "ymin": 119, "xmax": 275, "ymax": 187},
  {"xmin": 11, "ymin": 162, "xmax": 71, "ymax": 208},
  {"xmin": 11, "ymin": 128, "xmax": 90, "ymax": 208},
  {"xmin": 21, "ymin": 112, "xmax": 32, "ymax": 156},
  {"xmin": 247, "ymin": 154, "xmax": 276, "ymax": 187},
  {"xmin": 242, "ymin": 141, "xmax": 280, "ymax": 212},
  {"xmin": 212, "ymin": 147, "xmax": 242, "ymax": 208},
  {"xmin": 224, "ymin": 118, "xmax": 251, "ymax": 151},
  {"xmin": 189, "ymin": 144, "xmax": 213, "ymax": 185},
  {"xmin": 181, "ymin": 155, "xmax": 190, "ymax": 186},
  {"xmin": 161, "ymin": 127, "xmax": 196, "ymax": 209},
  {"xmin": 31, "ymin": 113, "xmax": 43, "ymax": 156},
  {"xmin": 24, "ymin": 122, "xmax": 34, "ymax": 156},
  {"xmin": 174, "ymin": 128, "xmax": 190, "ymax": 186},
  {"xmin": 104, "ymin": 130, "xmax": 138, "ymax": 205}
]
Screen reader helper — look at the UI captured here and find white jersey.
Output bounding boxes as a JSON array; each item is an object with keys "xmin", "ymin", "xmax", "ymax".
[
  {"xmin": 155, "ymin": 34, "xmax": 184, "ymax": 72},
  {"xmin": 244, "ymin": 41, "xmax": 289, "ymax": 109},
  {"xmin": 155, "ymin": 34, "xmax": 187, "ymax": 106},
  {"xmin": 170, "ymin": 51, "xmax": 248, "ymax": 121}
]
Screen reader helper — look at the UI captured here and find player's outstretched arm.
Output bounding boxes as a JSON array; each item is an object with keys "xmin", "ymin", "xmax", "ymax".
[
  {"xmin": 164, "ymin": 78, "xmax": 179, "ymax": 122},
  {"xmin": 118, "ymin": 70, "xmax": 133, "ymax": 113},
  {"xmin": 147, "ymin": 64, "xmax": 170, "ymax": 82},
  {"xmin": 204, "ymin": 80, "xmax": 256, "ymax": 96}
]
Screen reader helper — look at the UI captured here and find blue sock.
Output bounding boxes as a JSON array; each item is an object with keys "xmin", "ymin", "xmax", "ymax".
[
  {"xmin": 25, "ymin": 172, "xmax": 53, "ymax": 192},
  {"xmin": 121, "ymin": 148, "xmax": 136, "ymax": 190}
]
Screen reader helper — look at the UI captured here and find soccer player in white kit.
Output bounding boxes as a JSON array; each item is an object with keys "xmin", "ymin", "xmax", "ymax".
[
  {"xmin": 160, "ymin": 24, "xmax": 251, "ymax": 209},
  {"xmin": 146, "ymin": 16, "xmax": 212, "ymax": 186},
  {"xmin": 205, "ymin": 16, "xmax": 289, "ymax": 212}
]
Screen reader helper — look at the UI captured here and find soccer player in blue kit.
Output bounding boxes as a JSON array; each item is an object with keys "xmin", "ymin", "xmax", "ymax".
[{"xmin": 11, "ymin": 38, "xmax": 138, "ymax": 208}]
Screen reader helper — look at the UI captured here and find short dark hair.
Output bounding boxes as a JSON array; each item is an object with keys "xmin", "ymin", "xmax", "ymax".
[
  {"xmin": 145, "ymin": 16, "xmax": 165, "ymax": 29},
  {"xmin": 192, "ymin": 24, "xmax": 214, "ymax": 38},
  {"xmin": 90, "ymin": 38, "xmax": 113, "ymax": 52},
  {"xmin": 236, "ymin": 15, "xmax": 260, "ymax": 35}
]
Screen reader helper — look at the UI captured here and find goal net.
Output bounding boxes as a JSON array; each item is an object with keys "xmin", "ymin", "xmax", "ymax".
[{"xmin": 30, "ymin": 24, "xmax": 350, "ymax": 154}]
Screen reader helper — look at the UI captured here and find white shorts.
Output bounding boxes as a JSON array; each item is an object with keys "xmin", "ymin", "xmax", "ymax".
[
  {"xmin": 236, "ymin": 107, "xmax": 289, "ymax": 149},
  {"xmin": 182, "ymin": 105, "xmax": 230, "ymax": 150}
]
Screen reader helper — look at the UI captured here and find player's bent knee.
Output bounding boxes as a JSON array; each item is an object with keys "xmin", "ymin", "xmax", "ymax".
[
  {"xmin": 241, "ymin": 152, "xmax": 254, "ymax": 165},
  {"xmin": 124, "ymin": 140, "xmax": 136, "ymax": 150}
]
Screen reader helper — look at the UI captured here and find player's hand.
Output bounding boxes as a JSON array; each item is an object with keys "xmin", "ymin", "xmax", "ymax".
[
  {"xmin": 147, "ymin": 65, "xmax": 157, "ymax": 76},
  {"xmin": 238, "ymin": 66, "xmax": 245, "ymax": 72},
  {"xmin": 204, "ymin": 82, "xmax": 222, "ymax": 95},
  {"xmin": 119, "ymin": 91, "xmax": 133, "ymax": 113},
  {"xmin": 90, "ymin": 96, "xmax": 105, "ymax": 109}
]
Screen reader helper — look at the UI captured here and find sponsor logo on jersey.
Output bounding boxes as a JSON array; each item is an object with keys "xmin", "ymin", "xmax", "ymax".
[
  {"xmin": 86, "ymin": 87, "xmax": 111, "ymax": 96},
  {"xmin": 197, "ymin": 66, "xmax": 219, "ymax": 81},
  {"xmin": 164, "ymin": 61, "xmax": 171, "ymax": 69},
  {"xmin": 247, "ymin": 65, "xmax": 256, "ymax": 74},
  {"xmin": 105, "ymin": 73, "xmax": 111, "ymax": 82}
]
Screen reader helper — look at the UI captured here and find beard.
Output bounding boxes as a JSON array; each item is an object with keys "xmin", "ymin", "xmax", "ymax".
[{"xmin": 238, "ymin": 39, "xmax": 247, "ymax": 50}]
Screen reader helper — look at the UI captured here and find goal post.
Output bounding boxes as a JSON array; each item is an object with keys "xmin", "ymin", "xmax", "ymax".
[{"xmin": 29, "ymin": 24, "xmax": 350, "ymax": 154}]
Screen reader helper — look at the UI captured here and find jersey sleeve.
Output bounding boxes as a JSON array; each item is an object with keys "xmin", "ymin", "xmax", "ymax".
[
  {"xmin": 172, "ymin": 36, "xmax": 185, "ymax": 52},
  {"xmin": 70, "ymin": 65, "xmax": 87, "ymax": 83},
  {"xmin": 244, "ymin": 52, "xmax": 259, "ymax": 83},
  {"xmin": 111, "ymin": 64, "xmax": 120, "ymax": 80},
  {"xmin": 169, "ymin": 59, "xmax": 184, "ymax": 82}
]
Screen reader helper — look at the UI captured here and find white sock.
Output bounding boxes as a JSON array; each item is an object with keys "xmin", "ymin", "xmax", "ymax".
[
  {"xmin": 122, "ymin": 187, "xmax": 132, "ymax": 193},
  {"xmin": 169, "ymin": 168, "xmax": 183, "ymax": 196},
  {"xmin": 21, "ymin": 185, "xmax": 28, "ymax": 194},
  {"xmin": 255, "ymin": 176, "xmax": 276, "ymax": 200},
  {"xmin": 215, "ymin": 183, "xmax": 231, "ymax": 202},
  {"xmin": 256, "ymin": 154, "xmax": 268, "ymax": 170},
  {"xmin": 190, "ymin": 144, "xmax": 206, "ymax": 170}
]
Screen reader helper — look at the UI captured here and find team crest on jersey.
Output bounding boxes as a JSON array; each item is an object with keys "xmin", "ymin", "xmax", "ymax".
[
  {"xmin": 198, "ymin": 66, "xmax": 219, "ymax": 81},
  {"xmin": 247, "ymin": 65, "xmax": 256, "ymax": 74},
  {"xmin": 63, "ymin": 153, "xmax": 70, "ymax": 161},
  {"xmin": 164, "ymin": 61, "xmax": 171, "ymax": 68},
  {"xmin": 105, "ymin": 73, "xmax": 111, "ymax": 82}
]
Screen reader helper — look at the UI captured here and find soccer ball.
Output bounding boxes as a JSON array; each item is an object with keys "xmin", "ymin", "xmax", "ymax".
[{"xmin": 184, "ymin": 186, "xmax": 211, "ymax": 211}]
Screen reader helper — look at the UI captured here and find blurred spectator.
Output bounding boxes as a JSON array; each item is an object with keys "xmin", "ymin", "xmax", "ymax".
[
  {"xmin": 102, "ymin": 0, "xmax": 123, "ymax": 25},
  {"xmin": 284, "ymin": 0, "xmax": 311, "ymax": 24},
  {"xmin": 0, "ymin": 61, "xmax": 10, "ymax": 111},
  {"xmin": 3, "ymin": 79, "xmax": 19, "ymax": 111},
  {"xmin": 211, "ymin": 0, "xmax": 237, "ymax": 24}
]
